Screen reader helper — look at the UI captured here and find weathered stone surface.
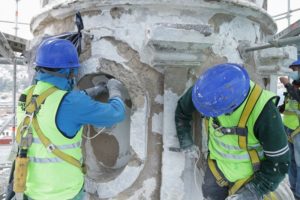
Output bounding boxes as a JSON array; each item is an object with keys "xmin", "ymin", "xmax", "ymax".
[{"xmin": 29, "ymin": 0, "xmax": 296, "ymax": 199}]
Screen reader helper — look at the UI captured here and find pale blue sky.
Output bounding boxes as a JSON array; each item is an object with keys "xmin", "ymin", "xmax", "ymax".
[
  {"xmin": 0, "ymin": 1, "xmax": 299, "ymax": 39},
  {"xmin": 268, "ymin": 0, "xmax": 300, "ymax": 33},
  {"xmin": 0, "ymin": 0, "xmax": 40, "ymax": 39}
]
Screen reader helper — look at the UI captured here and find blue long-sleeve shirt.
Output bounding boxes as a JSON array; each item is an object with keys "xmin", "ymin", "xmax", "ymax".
[
  {"xmin": 57, "ymin": 91, "xmax": 125, "ymax": 138},
  {"xmin": 35, "ymin": 70, "xmax": 125, "ymax": 138}
]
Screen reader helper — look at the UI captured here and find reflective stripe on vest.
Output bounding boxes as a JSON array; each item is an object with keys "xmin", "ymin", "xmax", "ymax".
[
  {"xmin": 31, "ymin": 138, "xmax": 81, "ymax": 150},
  {"xmin": 214, "ymin": 147, "xmax": 264, "ymax": 161},
  {"xmin": 213, "ymin": 137, "xmax": 261, "ymax": 151},
  {"xmin": 29, "ymin": 156, "xmax": 84, "ymax": 163}
]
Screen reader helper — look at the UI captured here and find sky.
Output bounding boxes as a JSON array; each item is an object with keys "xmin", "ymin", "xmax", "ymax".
[
  {"xmin": 0, "ymin": 1, "xmax": 299, "ymax": 39},
  {"xmin": 268, "ymin": 0, "xmax": 300, "ymax": 33},
  {"xmin": 0, "ymin": 0, "xmax": 40, "ymax": 39}
]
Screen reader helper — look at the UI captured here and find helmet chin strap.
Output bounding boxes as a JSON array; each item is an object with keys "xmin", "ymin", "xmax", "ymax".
[{"xmin": 39, "ymin": 68, "xmax": 69, "ymax": 79}]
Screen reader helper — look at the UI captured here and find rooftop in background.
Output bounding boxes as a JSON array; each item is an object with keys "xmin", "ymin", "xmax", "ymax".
[
  {"xmin": 273, "ymin": 19, "xmax": 300, "ymax": 57},
  {"xmin": 0, "ymin": 32, "xmax": 27, "ymax": 54},
  {"xmin": 0, "ymin": 31, "xmax": 27, "ymax": 65}
]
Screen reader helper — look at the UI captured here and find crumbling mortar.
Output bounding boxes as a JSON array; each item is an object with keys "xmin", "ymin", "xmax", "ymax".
[
  {"xmin": 96, "ymin": 36, "xmax": 163, "ymax": 200},
  {"xmin": 98, "ymin": 58, "xmax": 146, "ymax": 109},
  {"xmin": 156, "ymin": 23, "xmax": 213, "ymax": 36},
  {"xmin": 101, "ymin": 36, "xmax": 164, "ymax": 101},
  {"xmin": 110, "ymin": 7, "xmax": 133, "ymax": 19},
  {"xmin": 80, "ymin": 9, "xmax": 103, "ymax": 17}
]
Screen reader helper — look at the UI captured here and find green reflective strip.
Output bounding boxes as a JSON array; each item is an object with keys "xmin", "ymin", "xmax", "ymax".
[
  {"xmin": 214, "ymin": 148, "xmax": 264, "ymax": 160},
  {"xmin": 32, "ymin": 138, "xmax": 81, "ymax": 150}
]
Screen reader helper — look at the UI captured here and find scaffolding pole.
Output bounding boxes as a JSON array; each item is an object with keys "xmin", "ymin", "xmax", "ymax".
[
  {"xmin": 244, "ymin": 35, "xmax": 300, "ymax": 53},
  {"xmin": 12, "ymin": 57, "xmax": 16, "ymax": 142},
  {"xmin": 12, "ymin": 0, "xmax": 20, "ymax": 140}
]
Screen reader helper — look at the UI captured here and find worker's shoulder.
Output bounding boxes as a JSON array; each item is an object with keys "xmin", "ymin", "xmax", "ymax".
[
  {"xmin": 62, "ymin": 90, "xmax": 92, "ymax": 105},
  {"xmin": 21, "ymin": 85, "xmax": 35, "ymax": 94}
]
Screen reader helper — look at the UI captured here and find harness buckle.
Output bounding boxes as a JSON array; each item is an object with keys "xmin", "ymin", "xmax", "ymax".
[
  {"xmin": 216, "ymin": 178, "xmax": 229, "ymax": 187},
  {"xmin": 46, "ymin": 144, "xmax": 56, "ymax": 153},
  {"xmin": 19, "ymin": 132, "xmax": 33, "ymax": 149},
  {"xmin": 224, "ymin": 128, "xmax": 231, "ymax": 133},
  {"xmin": 24, "ymin": 112, "xmax": 34, "ymax": 124}
]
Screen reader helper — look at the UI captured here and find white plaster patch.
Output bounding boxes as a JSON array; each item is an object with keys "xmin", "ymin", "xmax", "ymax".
[
  {"xmin": 212, "ymin": 16, "xmax": 258, "ymax": 63},
  {"xmin": 82, "ymin": 10, "xmax": 147, "ymax": 53},
  {"xmin": 152, "ymin": 112, "xmax": 163, "ymax": 135},
  {"xmin": 154, "ymin": 95, "xmax": 164, "ymax": 105},
  {"xmin": 183, "ymin": 157, "xmax": 204, "ymax": 200},
  {"xmin": 91, "ymin": 39, "xmax": 126, "ymax": 63},
  {"xmin": 130, "ymin": 97, "xmax": 148, "ymax": 160},
  {"xmin": 80, "ymin": 57, "xmax": 100, "ymax": 75},
  {"xmin": 95, "ymin": 165, "xmax": 144, "ymax": 198},
  {"xmin": 84, "ymin": 99, "xmax": 147, "ymax": 199},
  {"xmin": 161, "ymin": 89, "xmax": 185, "ymax": 200},
  {"xmin": 161, "ymin": 151, "xmax": 185, "ymax": 200},
  {"xmin": 127, "ymin": 177, "xmax": 157, "ymax": 200},
  {"xmin": 163, "ymin": 89, "xmax": 181, "ymax": 147}
]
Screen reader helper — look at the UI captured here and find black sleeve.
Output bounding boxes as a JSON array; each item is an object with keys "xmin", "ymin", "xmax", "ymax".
[
  {"xmin": 175, "ymin": 87, "xmax": 197, "ymax": 149},
  {"xmin": 285, "ymin": 83, "xmax": 300, "ymax": 102},
  {"xmin": 250, "ymin": 100, "xmax": 290, "ymax": 196}
]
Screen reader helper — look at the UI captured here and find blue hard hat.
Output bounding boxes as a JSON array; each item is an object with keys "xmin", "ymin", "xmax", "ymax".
[
  {"xmin": 289, "ymin": 59, "xmax": 300, "ymax": 68},
  {"xmin": 192, "ymin": 63, "xmax": 250, "ymax": 117},
  {"xmin": 35, "ymin": 38, "xmax": 80, "ymax": 68}
]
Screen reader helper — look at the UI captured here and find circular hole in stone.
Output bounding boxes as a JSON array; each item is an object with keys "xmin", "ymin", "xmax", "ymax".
[{"xmin": 77, "ymin": 73, "xmax": 132, "ymax": 182}]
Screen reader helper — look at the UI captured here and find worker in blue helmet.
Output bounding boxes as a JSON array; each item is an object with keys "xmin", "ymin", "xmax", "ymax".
[
  {"xmin": 175, "ymin": 63, "xmax": 290, "ymax": 200},
  {"xmin": 279, "ymin": 59, "xmax": 300, "ymax": 200},
  {"xmin": 14, "ymin": 38, "xmax": 126, "ymax": 200},
  {"xmin": 280, "ymin": 59, "xmax": 300, "ymax": 101}
]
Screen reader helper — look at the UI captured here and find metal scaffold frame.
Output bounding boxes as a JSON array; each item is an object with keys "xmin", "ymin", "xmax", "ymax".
[
  {"xmin": 0, "ymin": 0, "xmax": 28, "ymax": 141},
  {"xmin": 272, "ymin": 0, "xmax": 300, "ymax": 26},
  {"xmin": 0, "ymin": 33, "xmax": 27, "ymax": 141}
]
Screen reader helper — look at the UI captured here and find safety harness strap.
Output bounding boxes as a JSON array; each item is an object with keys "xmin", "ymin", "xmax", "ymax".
[
  {"xmin": 238, "ymin": 84, "xmax": 262, "ymax": 150},
  {"xmin": 208, "ymin": 157, "xmax": 228, "ymax": 187},
  {"xmin": 16, "ymin": 86, "xmax": 58, "ymax": 144},
  {"xmin": 229, "ymin": 177, "xmax": 251, "ymax": 195},
  {"xmin": 25, "ymin": 86, "xmax": 35, "ymax": 108},
  {"xmin": 207, "ymin": 84, "xmax": 263, "ymax": 195},
  {"xmin": 31, "ymin": 117, "xmax": 85, "ymax": 173},
  {"xmin": 263, "ymin": 191, "xmax": 278, "ymax": 200},
  {"xmin": 25, "ymin": 87, "xmax": 59, "ymax": 114}
]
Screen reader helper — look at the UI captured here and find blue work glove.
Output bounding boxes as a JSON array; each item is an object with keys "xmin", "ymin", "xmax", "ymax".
[
  {"xmin": 225, "ymin": 183, "xmax": 262, "ymax": 200},
  {"xmin": 182, "ymin": 145, "xmax": 200, "ymax": 159},
  {"xmin": 107, "ymin": 79, "xmax": 125, "ymax": 101}
]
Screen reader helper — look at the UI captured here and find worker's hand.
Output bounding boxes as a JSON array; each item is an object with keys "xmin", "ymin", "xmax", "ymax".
[
  {"xmin": 84, "ymin": 84, "xmax": 107, "ymax": 97},
  {"xmin": 279, "ymin": 77, "xmax": 289, "ymax": 86},
  {"xmin": 182, "ymin": 145, "xmax": 200, "ymax": 159},
  {"xmin": 225, "ymin": 183, "xmax": 262, "ymax": 200},
  {"xmin": 107, "ymin": 79, "xmax": 125, "ymax": 101}
]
